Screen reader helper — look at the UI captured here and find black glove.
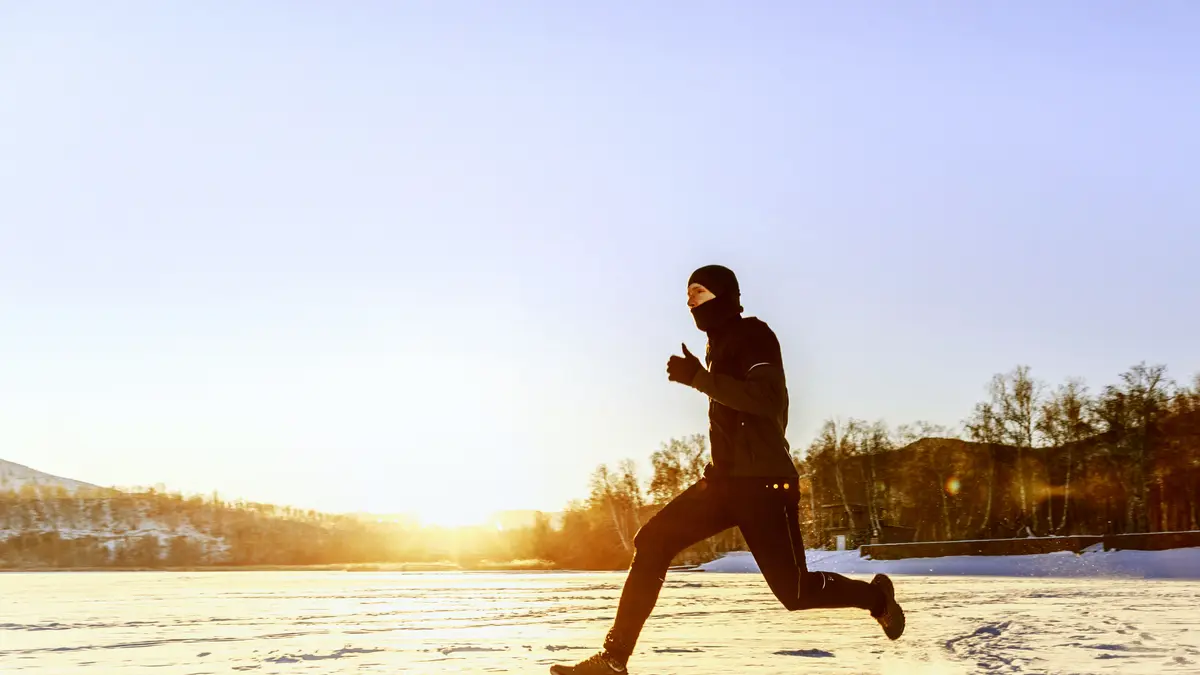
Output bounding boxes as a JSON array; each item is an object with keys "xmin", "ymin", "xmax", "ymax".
[{"xmin": 666, "ymin": 342, "xmax": 703, "ymax": 385}]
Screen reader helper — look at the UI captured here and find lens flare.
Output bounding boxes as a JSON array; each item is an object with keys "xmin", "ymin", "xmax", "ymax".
[{"xmin": 945, "ymin": 477, "xmax": 962, "ymax": 496}]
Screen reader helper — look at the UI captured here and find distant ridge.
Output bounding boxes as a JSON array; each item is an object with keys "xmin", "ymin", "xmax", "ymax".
[{"xmin": 0, "ymin": 458, "xmax": 99, "ymax": 492}]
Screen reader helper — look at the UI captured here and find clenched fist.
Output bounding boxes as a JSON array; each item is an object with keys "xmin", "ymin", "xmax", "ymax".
[{"xmin": 667, "ymin": 343, "xmax": 703, "ymax": 386}]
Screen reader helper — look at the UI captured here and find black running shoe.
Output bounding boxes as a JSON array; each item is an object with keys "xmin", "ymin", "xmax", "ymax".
[{"xmin": 871, "ymin": 573, "xmax": 906, "ymax": 640}]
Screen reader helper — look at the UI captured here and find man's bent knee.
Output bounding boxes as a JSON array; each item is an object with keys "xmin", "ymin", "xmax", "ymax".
[
  {"xmin": 631, "ymin": 517, "xmax": 668, "ymax": 551},
  {"xmin": 630, "ymin": 522, "xmax": 680, "ymax": 569},
  {"xmin": 781, "ymin": 595, "xmax": 815, "ymax": 611},
  {"xmin": 776, "ymin": 572, "xmax": 830, "ymax": 611}
]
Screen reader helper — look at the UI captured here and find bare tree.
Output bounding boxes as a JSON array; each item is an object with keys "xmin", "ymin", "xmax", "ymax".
[
  {"xmin": 1093, "ymin": 384, "xmax": 1133, "ymax": 531},
  {"xmin": 1120, "ymin": 363, "xmax": 1173, "ymax": 531},
  {"xmin": 1036, "ymin": 377, "xmax": 1094, "ymax": 532},
  {"xmin": 810, "ymin": 418, "xmax": 861, "ymax": 532},
  {"xmin": 617, "ymin": 459, "xmax": 645, "ymax": 532},
  {"xmin": 995, "ymin": 366, "xmax": 1044, "ymax": 532},
  {"xmin": 588, "ymin": 461, "xmax": 645, "ymax": 554},
  {"xmin": 857, "ymin": 420, "xmax": 891, "ymax": 536},
  {"xmin": 1093, "ymin": 363, "xmax": 1175, "ymax": 532},
  {"xmin": 964, "ymin": 400, "xmax": 1004, "ymax": 535},
  {"xmin": 648, "ymin": 435, "xmax": 709, "ymax": 505}
]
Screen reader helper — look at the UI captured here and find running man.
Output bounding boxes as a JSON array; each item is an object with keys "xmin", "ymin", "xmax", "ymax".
[{"xmin": 550, "ymin": 264, "xmax": 905, "ymax": 674}]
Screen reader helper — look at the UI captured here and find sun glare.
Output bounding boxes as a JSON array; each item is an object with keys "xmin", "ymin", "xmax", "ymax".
[{"xmin": 415, "ymin": 502, "xmax": 493, "ymax": 529}]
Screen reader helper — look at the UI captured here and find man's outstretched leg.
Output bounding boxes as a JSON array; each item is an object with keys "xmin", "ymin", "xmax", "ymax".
[
  {"xmin": 735, "ymin": 483, "xmax": 905, "ymax": 639},
  {"xmin": 550, "ymin": 479, "xmax": 734, "ymax": 674}
]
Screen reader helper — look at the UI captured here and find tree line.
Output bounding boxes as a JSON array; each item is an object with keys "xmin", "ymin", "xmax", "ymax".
[
  {"xmin": 526, "ymin": 361, "xmax": 1200, "ymax": 567},
  {"xmin": 0, "ymin": 486, "xmax": 433, "ymax": 568},
  {"xmin": 3, "ymin": 361, "xmax": 1197, "ymax": 570}
]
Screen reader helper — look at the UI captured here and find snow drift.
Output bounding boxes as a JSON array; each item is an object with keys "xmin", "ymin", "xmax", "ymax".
[{"xmin": 696, "ymin": 546, "xmax": 1200, "ymax": 579}]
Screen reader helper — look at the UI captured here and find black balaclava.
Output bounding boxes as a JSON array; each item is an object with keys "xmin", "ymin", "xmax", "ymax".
[{"xmin": 688, "ymin": 264, "xmax": 743, "ymax": 333}]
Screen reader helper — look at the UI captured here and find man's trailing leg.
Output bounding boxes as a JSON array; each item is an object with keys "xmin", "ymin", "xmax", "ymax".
[{"xmin": 550, "ymin": 480, "xmax": 733, "ymax": 674}]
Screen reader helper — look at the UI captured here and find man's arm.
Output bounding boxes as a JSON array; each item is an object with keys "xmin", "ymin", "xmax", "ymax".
[{"xmin": 689, "ymin": 361, "xmax": 785, "ymax": 417}]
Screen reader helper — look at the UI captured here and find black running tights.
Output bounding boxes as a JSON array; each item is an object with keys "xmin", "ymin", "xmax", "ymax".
[{"xmin": 601, "ymin": 477, "xmax": 884, "ymax": 663}]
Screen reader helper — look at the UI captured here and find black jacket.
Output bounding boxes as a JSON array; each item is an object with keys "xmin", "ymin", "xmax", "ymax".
[{"xmin": 688, "ymin": 316, "xmax": 798, "ymax": 479}]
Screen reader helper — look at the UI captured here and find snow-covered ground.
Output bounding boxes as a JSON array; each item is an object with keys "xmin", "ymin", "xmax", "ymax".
[
  {"xmin": 698, "ymin": 546, "xmax": 1200, "ymax": 579},
  {"xmin": 3, "ymin": 569, "xmax": 1199, "ymax": 674}
]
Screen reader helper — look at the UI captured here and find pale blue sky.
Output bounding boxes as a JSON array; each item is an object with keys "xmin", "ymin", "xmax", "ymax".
[{"xmin": 2, "ymin": 2, "xmax": 1198, "ymax": 524}]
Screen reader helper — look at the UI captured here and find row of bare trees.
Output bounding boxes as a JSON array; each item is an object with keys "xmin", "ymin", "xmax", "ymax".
[
  {"xmin": 512, "ymin": 362, "xmax": 1200, "ymax": 566},
  {"xmin": 803, "ymin": 363, "xmax": 1200, "ymax": 546},
  {"xmin": 963, "ymin": 362, "xmax": 1195, "ymax": 536}
]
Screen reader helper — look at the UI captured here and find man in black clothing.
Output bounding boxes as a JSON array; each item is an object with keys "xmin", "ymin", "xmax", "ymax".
[{"xmin": 550, "ymin": 265, "xmax": 905, "ymax": 675}]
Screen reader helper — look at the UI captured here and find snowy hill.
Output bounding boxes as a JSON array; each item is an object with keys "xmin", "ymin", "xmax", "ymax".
[
  {"xmin": 0, "ymin": 459, "xmax": 99, "ymax": 493},
  {"xmin": 0, "ymin": 482, "xmax": 421, "ymax": 568}
]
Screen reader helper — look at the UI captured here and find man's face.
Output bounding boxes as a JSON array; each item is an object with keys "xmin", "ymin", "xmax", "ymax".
[{"xmin": 687, "ymin": 283, "xmax": 716, "ymax": 309}]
